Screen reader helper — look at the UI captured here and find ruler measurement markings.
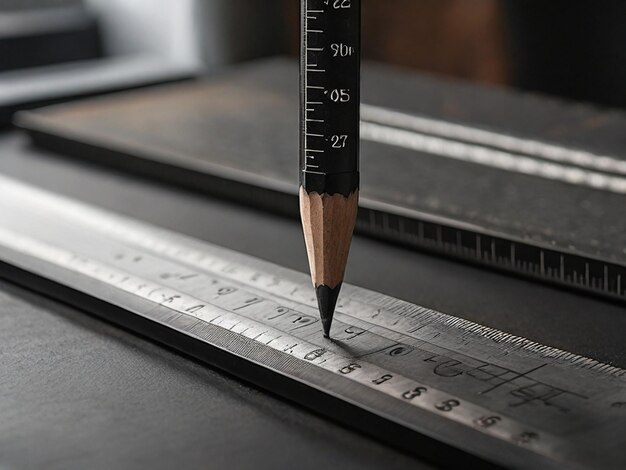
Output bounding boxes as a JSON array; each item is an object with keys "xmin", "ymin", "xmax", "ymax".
[
  {"xmin": 0, "ymin": 226, "xmax": 570, "ymax": 459},
  {"xmin": 11, "ymin": 187, "xmax": 624, "ymax": 392},
  {"xmin": 5, "ymin": 184, "xmax": 620, "ymax": 390},
  {"xmin": 357, "ymin": 207, "xmax": 626, "ymax": 303},
  {"xmin": 302, "ymin": 0, "xmax": 360, "ymax": 175}
]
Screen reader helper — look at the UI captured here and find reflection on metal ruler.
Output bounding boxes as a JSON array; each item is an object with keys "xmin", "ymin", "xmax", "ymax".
[{"xmin": 0, "ymin": 175, "xmax": 624, "ymax": 469}]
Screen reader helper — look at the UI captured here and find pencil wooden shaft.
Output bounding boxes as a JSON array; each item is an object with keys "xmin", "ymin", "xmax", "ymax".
[{"xmin": 300, "ymin": 188, "xmax": 358, "ymax": 288}]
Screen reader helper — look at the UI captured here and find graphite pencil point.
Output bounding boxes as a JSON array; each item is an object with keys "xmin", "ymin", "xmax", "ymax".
[{"xmin": 316, "ymin": 284, "xmax": 342, "ymax": 338}]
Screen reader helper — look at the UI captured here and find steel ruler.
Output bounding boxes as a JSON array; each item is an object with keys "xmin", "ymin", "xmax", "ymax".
[{"xmin": 0, "ymin": 175, "xmax": 624, "ymax": 469}]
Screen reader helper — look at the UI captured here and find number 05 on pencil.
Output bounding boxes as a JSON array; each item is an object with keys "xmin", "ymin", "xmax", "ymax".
[{"xmin": 299, "ymin": 0, "xmax": 361, "ymax": 338}]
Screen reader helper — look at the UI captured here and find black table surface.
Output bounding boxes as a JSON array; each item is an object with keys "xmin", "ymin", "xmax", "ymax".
[{"xmin": 1, "ymin": 131, "xmax": 625, "ymax": 470}]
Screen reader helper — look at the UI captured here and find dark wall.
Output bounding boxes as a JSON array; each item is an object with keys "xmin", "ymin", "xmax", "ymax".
[
  {"xmin": 504, "ymin": 0, "xmax": 626, "ymax": 109},
  {"xmin": 284, "ymin": 0, "xmax": 626, "ymax": 110}
]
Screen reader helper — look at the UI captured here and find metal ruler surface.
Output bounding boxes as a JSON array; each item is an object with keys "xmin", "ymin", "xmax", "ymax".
[{"xmin": 0, "ymin": 175, "xmax": 624, "ymax": 469}]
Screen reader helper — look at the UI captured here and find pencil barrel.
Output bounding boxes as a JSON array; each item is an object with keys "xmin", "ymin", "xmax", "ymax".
[{"xmin": 300, "ymin": 0, "xmax": 361, "ymax": 196}]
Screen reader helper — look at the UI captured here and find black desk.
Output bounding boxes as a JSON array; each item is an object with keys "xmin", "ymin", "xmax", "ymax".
[{"xmin": 1, "ymin": 132, "xmax": 624, "ymax": 469}]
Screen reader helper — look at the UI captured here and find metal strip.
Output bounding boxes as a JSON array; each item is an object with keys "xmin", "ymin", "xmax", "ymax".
[{"xmin": 0, "ymin": 176, "xmax": 624, "ymax": 469}]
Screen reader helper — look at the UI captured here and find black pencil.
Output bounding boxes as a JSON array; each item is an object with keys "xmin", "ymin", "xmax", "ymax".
[{"xmin": 300, "ymin": 0, "xmax": 361, "ymax": 337}]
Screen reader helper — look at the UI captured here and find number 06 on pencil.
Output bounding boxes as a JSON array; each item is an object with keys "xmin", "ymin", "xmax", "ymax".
[{"xmin": 299, "ymin": 0, "xmax": 361, "ymax": 337}]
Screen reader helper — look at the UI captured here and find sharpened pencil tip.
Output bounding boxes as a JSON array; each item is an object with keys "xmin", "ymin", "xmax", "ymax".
[{"xmin": 316, "ymin": 283, "xmax": 342, "ymax": 338}]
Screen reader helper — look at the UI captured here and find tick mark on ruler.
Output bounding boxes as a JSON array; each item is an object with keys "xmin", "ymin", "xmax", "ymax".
[{"xmin": 480, "ymin": 364, "xmax": 547, "ymax": 395}]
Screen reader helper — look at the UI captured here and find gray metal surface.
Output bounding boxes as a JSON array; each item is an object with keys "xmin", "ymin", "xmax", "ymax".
[{"xmin": 1, "ymin": 174, "xmax": 625, "ymax": 469}]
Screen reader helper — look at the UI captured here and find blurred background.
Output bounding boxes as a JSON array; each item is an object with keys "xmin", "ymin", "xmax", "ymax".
[{"xmin": 2, "ymin": 0, "xmax": 626, "ymax": 118}]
